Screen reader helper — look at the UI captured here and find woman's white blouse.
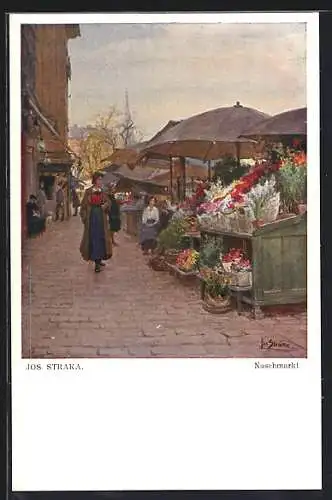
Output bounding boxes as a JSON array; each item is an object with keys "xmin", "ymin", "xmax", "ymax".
[{"xmin": 142, "ymin": 206, "xmax": 159, "ymax": 224}]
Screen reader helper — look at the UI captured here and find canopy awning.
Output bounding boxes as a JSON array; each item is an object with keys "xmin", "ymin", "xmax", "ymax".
[{"xmin": 24, "ymin": 89, "xmax": 80, "ymax": 163}]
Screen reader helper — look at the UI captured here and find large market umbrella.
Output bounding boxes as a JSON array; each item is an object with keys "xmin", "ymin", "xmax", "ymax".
[
  {"xmin": 239, "ymin": 107, "xmax": 307, "ymax": 138},
  {"xmin": 101, "ymin": 141, "xmax": 148, "ymax": 168},
  {"xmin": 139, "ymin": 102, "xmax": 270, "ymax": 162},
  {"xmin": 101, "ymin": 120, "xmax": 181, "ymax": 169}
]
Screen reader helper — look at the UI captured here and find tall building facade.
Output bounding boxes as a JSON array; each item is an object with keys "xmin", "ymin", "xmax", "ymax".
[{"xmin": 21, "ymin": 24, "xmax": 80, "ymax": 239}]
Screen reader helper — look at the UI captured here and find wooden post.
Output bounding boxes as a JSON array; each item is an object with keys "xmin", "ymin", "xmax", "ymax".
[
  {"xmin": 235, "ymin": 142, "xmax": 241, "ymax": 168},
  {"xmin": 208, "ymin": 160, "xmax": 211, "ymax": 181},
  {"xmin": 179, "ymin": 156, "xmax": 186, "ymax": 201},
  {"xmin": 169, "ymin": 156, "xmax": 173, "ymax": 202}
]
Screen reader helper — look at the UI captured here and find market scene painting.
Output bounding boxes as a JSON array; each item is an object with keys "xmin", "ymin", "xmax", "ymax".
[{"xmin": 21, "ymin": 21, "xmax": 307, "ymax": 358}]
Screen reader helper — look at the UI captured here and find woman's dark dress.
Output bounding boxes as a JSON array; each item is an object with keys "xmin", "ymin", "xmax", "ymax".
[
  {"xmin": 88, "ymin": 193, "xmax": 107, "ymax": 261},
  {"xmin": 109, "ymin": 197, "xmax": 121, "ymax": 232},
  {"xmin": 26, "ymin": 201, "xmax": 46, "ymax": 237}
]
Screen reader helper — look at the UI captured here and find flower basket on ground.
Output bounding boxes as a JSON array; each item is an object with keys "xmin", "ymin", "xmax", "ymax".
[
  {"xmin": 148, "ymin": 254, "xmax": 169, "ymax": 271},
  {"xmin": 199, "ymin": 267, "xmax": 232, "ymax": 314},
  {"xmin": 175, "ymin": 249, "xmax": 200, "ymax": 274},
  {"xmin": 164, "ymin": 249, "xmax": 182, "ymax": 264}
]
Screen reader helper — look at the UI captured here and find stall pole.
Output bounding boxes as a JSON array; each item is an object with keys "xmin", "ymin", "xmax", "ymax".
[
  {"xmin": 179, "ymin": 156, "xmax": 186, "ymax": 201},
  {"xmin": 169, "ymin": 156, "xmax": 173, "ymax": 203}
]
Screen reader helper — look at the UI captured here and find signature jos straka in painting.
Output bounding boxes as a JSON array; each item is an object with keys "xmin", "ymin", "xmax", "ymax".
[{"xmin": 10, "ymin": 12, "xmax": 321, "ymax": 492}]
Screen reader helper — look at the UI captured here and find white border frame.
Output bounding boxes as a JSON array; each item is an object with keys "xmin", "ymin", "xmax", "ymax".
[{"xmin": 10, "ymin": 12, "xmax": 321, "ymax": 491}]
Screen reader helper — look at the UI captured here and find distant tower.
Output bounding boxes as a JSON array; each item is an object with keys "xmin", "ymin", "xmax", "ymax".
[{"xmin": 123, "ymin": 89, "xmax": 136, "ymax": 146}]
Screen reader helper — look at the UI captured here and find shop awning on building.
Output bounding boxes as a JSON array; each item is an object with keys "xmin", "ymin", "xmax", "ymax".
[{"xmin": 25, "ymin": 89, "xmax": 80, "ymax": 164}]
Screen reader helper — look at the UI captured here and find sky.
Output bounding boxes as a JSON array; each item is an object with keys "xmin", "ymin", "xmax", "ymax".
[{"xmin": 68, "ymin": 22, "xmax": 306, "ymax": 140}]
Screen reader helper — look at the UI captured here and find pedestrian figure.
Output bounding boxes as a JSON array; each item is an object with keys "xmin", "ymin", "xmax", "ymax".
[
  {"xmin": 55, "ymin": 182, "xmax": 65, "ymax": 221},
  {"xmin": 79, "ymin": 173, "xmax": 112, "ymax": 273},
  {"xmin": 37, "ymin": 181, "xmax": 47, "ymax": 218},
  {"xmin": 71, "ymin": 186, "xmax": 80, "ymax": 216},
  {"xmin": 158, "ymin": 199, "xmax": 172, "ymax": 232},
  {"xmin": 139, "ymin": 196, "xmax": 160, "ymax": 255},
  {"xmin": 107, "ymin": 184, "xmax": 121, "ymax": 246}
]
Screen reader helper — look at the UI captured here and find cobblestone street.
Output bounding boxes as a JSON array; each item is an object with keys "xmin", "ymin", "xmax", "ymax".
[{"xmin": 22, "ymin": 217, "xmax": 307, "ymax": 358}]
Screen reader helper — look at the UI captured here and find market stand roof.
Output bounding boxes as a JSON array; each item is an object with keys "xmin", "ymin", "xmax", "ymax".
[
  {"xmin": 239, "ymin": 107, "xmax": 307, "ymax": 138},
  {"xmin": 101, "ymin": 120, "xmax": 181, "ymax": 168},
  {"xmin": 139, "ymin": 102, "xmax": 270, "ymax": 161}
]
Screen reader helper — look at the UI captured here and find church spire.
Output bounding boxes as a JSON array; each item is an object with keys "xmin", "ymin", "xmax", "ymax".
[
  {"xmin": 124, "ymin": 88, "xmax": 131, "ymax": 122},
  {"xmin": 122, "ymin": 89, "xmax": 136, "ymax": 146}
]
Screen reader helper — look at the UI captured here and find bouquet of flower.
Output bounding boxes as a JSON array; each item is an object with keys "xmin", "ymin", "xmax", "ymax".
[
  {"xmin": 198, "ymin": 267, "xmax": 232, "ymax": 298},
  {"xmin": 277, "ymin": 149, "xmax": 307, "ymax": 212},
  {"xmin": 176, "ymin": 249, "xmax": 200, "ymax": 272},
  {"xmin": 245, "ymin": 176, "xmax": 278, "ymax": 221},
  {"xmin": 222, "ymin": 248, "xmax": 252, "ymax": 286},
  {"xmin": 222, "ymin": 248, "xmax": 251, "ymax": 271},
  {"xmin": 231, "ymin": 257, "xmax": 252, "ymax": 272}
]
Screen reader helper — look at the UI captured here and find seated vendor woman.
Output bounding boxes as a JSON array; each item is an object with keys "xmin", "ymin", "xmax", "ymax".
[
  {"xmin": 79, "ymin": 173, "xmax": 112, "ymax": 273},
  {"xmin": 26, "ymin": 195, "xmax": 46, "ymax": 237}
]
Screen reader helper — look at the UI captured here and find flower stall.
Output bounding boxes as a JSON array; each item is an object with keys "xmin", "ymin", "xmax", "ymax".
[{"xmin": 195, "ymin": 147, "xmax": 307, "ymax": 316}]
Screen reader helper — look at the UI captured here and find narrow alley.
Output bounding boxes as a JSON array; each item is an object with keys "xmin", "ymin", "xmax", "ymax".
[{"xmin": 22, "ymin": 218, "xmax": 307, "ymax": 359}]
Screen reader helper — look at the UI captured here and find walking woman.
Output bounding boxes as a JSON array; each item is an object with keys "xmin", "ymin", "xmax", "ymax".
[
  {"xmin": 139, "ymin": 196, "xmax": 160, "ymax": 255},
  {"xmin": 108, "ymin": 184, "xmax": 121, "ymax": 246},
  {"xmin": 79, "ymin": 173, "xmax": 112, "ymax": 273},
  {"xmin": 71, "ymin": 186, "xmax": 80, "ymax": 216}
]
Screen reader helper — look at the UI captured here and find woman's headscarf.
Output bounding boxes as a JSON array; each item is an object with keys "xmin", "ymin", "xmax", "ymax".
[{"xmin": 92, "ymin": 172, "xmax": 103, "ymax": 185}]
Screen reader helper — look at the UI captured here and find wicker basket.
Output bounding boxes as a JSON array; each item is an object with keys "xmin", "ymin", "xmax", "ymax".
[
  {"xmin": 202, "ymin": 294, "xmax": 232, "ymax": 314},
  {"xmin": 198, "ymin": 218, "xmax": 212, "ymax": 231},
  {"xmin": 231, "ymin": 270, "xmax": 252, "ymax": 287},
  {"xmin": 237, "ymin": 212, "xmax": 253, "ymax": 234},
  {"xmin": 149, "ymin": 256, "xmax": 168, "ymax": 271},
  {"xmin": 165, "ymin": 250, "xmax": 181, "ymax": 265}
]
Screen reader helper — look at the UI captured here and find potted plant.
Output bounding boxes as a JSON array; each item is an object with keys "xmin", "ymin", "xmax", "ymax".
[
  {"xmin": 277, "ymin": 151, "xmax": 307, "ymax": 214},
  {"xmin": 157, "ymin": 217, "xmax": 187, "ymax": 263},
  {"xmin": 199, "ymin": 268, "xmax": 232, "ymax": 313},
  {"xmin": 199, "ymin": 239, "xmax": 223, "ymax": 269}
]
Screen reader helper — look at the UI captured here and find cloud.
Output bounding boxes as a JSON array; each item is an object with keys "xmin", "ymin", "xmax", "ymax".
[{"xmin": 68, "ymin": 22, "xmax": 306, "ymax": 138}]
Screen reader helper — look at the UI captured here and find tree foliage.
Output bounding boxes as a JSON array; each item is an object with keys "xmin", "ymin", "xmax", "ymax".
[{"xmin": 75, "ymin": 106, "xmax": 143, "ymax": 180}]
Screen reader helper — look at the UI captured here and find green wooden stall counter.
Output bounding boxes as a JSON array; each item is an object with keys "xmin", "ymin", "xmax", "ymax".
[{"xmin": 200, "ymin": 213, "xmax": 307, "ymax": 318}]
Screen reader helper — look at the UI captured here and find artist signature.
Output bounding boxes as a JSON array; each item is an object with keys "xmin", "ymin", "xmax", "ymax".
[{"xmin": 259, "ymin": 337, "xmax": 290, "ymax": 350}]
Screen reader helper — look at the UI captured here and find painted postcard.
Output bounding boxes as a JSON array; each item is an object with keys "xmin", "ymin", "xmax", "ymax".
[{"xmin": 21, "ymin": 19, "xmax": 309, "ymax": 360}]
